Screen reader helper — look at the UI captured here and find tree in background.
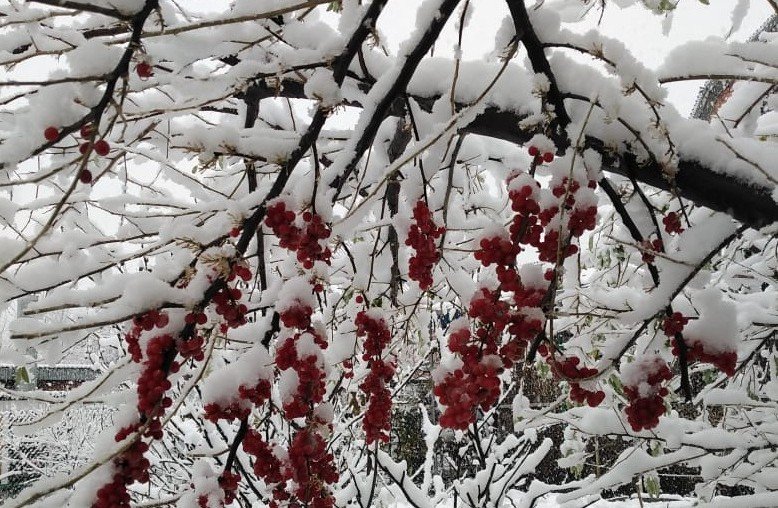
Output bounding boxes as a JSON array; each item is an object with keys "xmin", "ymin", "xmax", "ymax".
[{"xmin": 0, "ymin": 0, "xmax": 776, "ymax": 506}]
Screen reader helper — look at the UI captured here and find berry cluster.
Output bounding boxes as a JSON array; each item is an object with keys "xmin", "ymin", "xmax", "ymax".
[
  {"xmin": 528, "ymin": 145, "xmax": 554, "ymax": 164},
  {"xmin": 125, "ymin": 310, "xmax": 169, "ymax": 362},
  {"xmin": 276, "ymin": 333, "xmax": 327, "ymax": 419},
  {"xmin": 212, "ymin": 286, "xmax": 248, "ymax": 330},
  {"xmin": 663, "ymin": 211, "xmax": 684, "ymax": 234},
  {"xmin": 42, "ymin": 123, "xmax": 112, "ymax": 183},
  {"xmin": 137, "ymin": 333, "xmax": 174, "ymax": 426},
  {"xmin": 663, "ymin": 312, "xmax": 689, "ymax": 336},
  {"xmin": 265, "ymin": 201, "xmax": 332, "ymax": 269},
  {"xmin": 92, "ymin": 441, "xmax": 150, "ymax": 508},
  {"xmin": 570, "ymin": 383, "xmax": 606, "ymax": 407},
  {"xmin": 474, "ymin": 236, "xmax": 521, "ymax": 266},
  {"xmin": 640, "ymin": 238, "xmax": 663, "ymax": 264},
  {"xmin": 552, "ymin": 355, "xmax": 598, "ymax": 379},
  {"xmin": 287, "ymin": 429, "xmax": 339, "ymax": 508},
  {"xmin": 662, "ymin": 311, "xmax": 736, "ymax": 375},
  {"xmin": 279, "ymin": 301, "xmax": 313, "ymax": 329},
  {"xmin": 622, "ymin": 357, "xmax": 673, "ymax": 431},
  {"xmin": 434, "ymin": 291, "xmax": 508, "ymax": 429},
  {"xmin": 203, "ymin": 378, "xmax": 271, "ymax": 423},
  {"xmin": 406, "ymin": 200, "xmax": 445, "ymax": 290},
  {"xmin": 355, "ymin": 310, "xmax": 394, "ymax": 443}
]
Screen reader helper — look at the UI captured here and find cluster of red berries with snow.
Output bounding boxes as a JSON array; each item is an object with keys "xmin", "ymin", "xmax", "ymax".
[
  {"xmin": 435, "ymin": 155, "xmax": 602, "ymax": 428},
  {"xmin": 528, "ymin": 145, "xmax": 555, "ymax": 164},
  {"xmin": 663, "ymin": 211, "xmax": 684, "ymax": 234},
  {"xmin": 640, "ymin": 238, "xmax": 664, "ymax": 264},
  {"xmin": 212, "ymin": 286, "xmax": 248, "ymax": 331},
  {"xmin": 621, "ymin": 356, "xmax": 673, "ymax": 431},
  {"xmin": 43, "ymin": 122, "xmax": 111, "ymax": 183},
  {"xmin": 203, "ymin": 376, "xmax": 272, "ymax": 423},
  {"xmin": 97, "ymin": 311, "xmax": 177, "ymax": 507},
  {"xmin": 197, "ymin": 472, "xmax": 241, "ymax": 508},
  {"xmin": 92, "ymin": 440, "xmax": 150, "ymax": 508},
  {"xmin": 406, "ymin": 200, "xmax": 445, "ymax": 290},
  {"xmin": 265, "ymin": 201, "xmax": 332, "ymax": 268},
  {"xmin": 550, "ymin": 356, "xmax": 605, "ymax": 407},
  {"xmin": 663, "ymin": 312, "xmax": 737, "ymax": 376},
  {"xmin": 276, "ymin": 332, "xmax": 328, "ymax": 419},
  {"xmin": 435, "ymin": 285, "xmax": 541, "ymax": 430},
  {"xmin": 355, "ymin": 310, "xmax": 394, "ymax": 443}
]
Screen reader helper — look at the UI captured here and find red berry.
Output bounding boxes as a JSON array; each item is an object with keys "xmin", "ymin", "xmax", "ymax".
[
  {"xmin": 79, "ymin": 142, "xmax": 91, "ymax": 155},
  {"xmin": 229, "ymin": 227, "xmax": 240, "ymax": 237},
  {"xmin": 44, "ymin": 126, "xmax": 59, "ymax": 141},
  {"xmin": 528, "ymin": 146, "xmax": 539, "ymax": 157},
  {"xmin": 94, "ymin": 139, "xmax": 110, "ymax": 156},
  {"xmin": 79, "ymin": 170, "xmax": 92, "ymax": 184},
  {"xmin": 80, "ymin": 124, "xmax": 95, "ymax": 138},
  {"xmin": 542, "ymin": 152, "xmax": 554, "ymax": 163},
  {"xmin": 136, "ymin": 62, "xmax": 154, "ymax": 79},
  {"xmin": 355, "ymin": 295, "xmax": 363, "ymax": 304}
]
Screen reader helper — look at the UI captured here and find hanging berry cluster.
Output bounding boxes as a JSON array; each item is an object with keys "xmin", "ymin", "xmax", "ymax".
[
  {"xmin": 43, "ymin": 122, "xmax": 111, "ymax": 184},
  {"xmin": 98, "ymin": 310, "xmax": 173, "ymax": 508},
  {"xmin": 94, "ymin": 247, "xmax": 259, "ymax": 506},
  {"xmin": 243, "ymin": 425, "xmax": 340, "ymax": 508},
  {"xmin": 265, "ymin": 201, "xmax": 332, "ymax": 269},
  {"xmin": 621, "ymin": 356, "xmax": 673, "ymax": 431},
  {"xmin": 663, "ymin": 312, "xmax": 737, "ymax": 376},
  {"xmin": 551, "ymin": 356, "xmax": 605, "ymax": 407},
  {"xmin": 406, "ymin": 200, "xmax": 445, "ymax": 290},
  {"xmin": 355, "ymin": 309, "xmax": 394, "ymax": 444},
  {"xmin": 434, "ymin": 158, "xmax": 601, "ymax": 429}
]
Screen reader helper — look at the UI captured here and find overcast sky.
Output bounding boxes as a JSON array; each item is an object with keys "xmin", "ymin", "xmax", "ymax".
[{"xmin": 182, "ymin": 1, "xmax": 772, "ymax": 113}]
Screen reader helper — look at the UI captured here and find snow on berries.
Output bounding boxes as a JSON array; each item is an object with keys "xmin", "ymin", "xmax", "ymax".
[
  {"xmin": 620, "ymin": 355, "xmax": 673, "ymax": 431},
  {"xmin": 202, "ymin": 346, "xmax": 274, "ymax": 423},
  {"xmin": 355, "ymin": 309, "xmax": 394, "ymax": 443},
  {"xmin": 265, "ymin": 200, "xmax": 331, "ymax": 268},
  {"xmin": 406, "ymin": 200, "xmax": 445, "ymax": 290},
  {"xmin": 671, "ymin": 289, "xmax": 740, "ymax": 376}
]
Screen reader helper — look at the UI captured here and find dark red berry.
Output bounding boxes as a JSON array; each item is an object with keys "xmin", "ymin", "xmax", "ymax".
[
  {"xmin": 94, "ymin": 139, "xmax": 110, "ymax": 156},
  {"xmin": 80, "ymin": 124, "xmax": 95, "ymax": 138},
  {"xmin": 79, "ymin": 170, "xmax": 93, "ymax": 184},
  {"xmin": 542, "ymin": 152, "xmax": 554, "ymax": 163},
  {"xmin": 44, "ymin": 126, "xmax": 59, "ymax": 141},
  {"xmin": 136, "ymin": 62, "xmax": 154, "ymax": 79},
  {"xmin": 528, "ymin": 146, "xmax": 539, "ymax": 157}
]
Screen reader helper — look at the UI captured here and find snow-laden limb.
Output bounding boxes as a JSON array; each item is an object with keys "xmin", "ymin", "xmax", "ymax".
[{"xmin": 1, "ymin": 0, "xmax": 778, "ymax": 506}]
